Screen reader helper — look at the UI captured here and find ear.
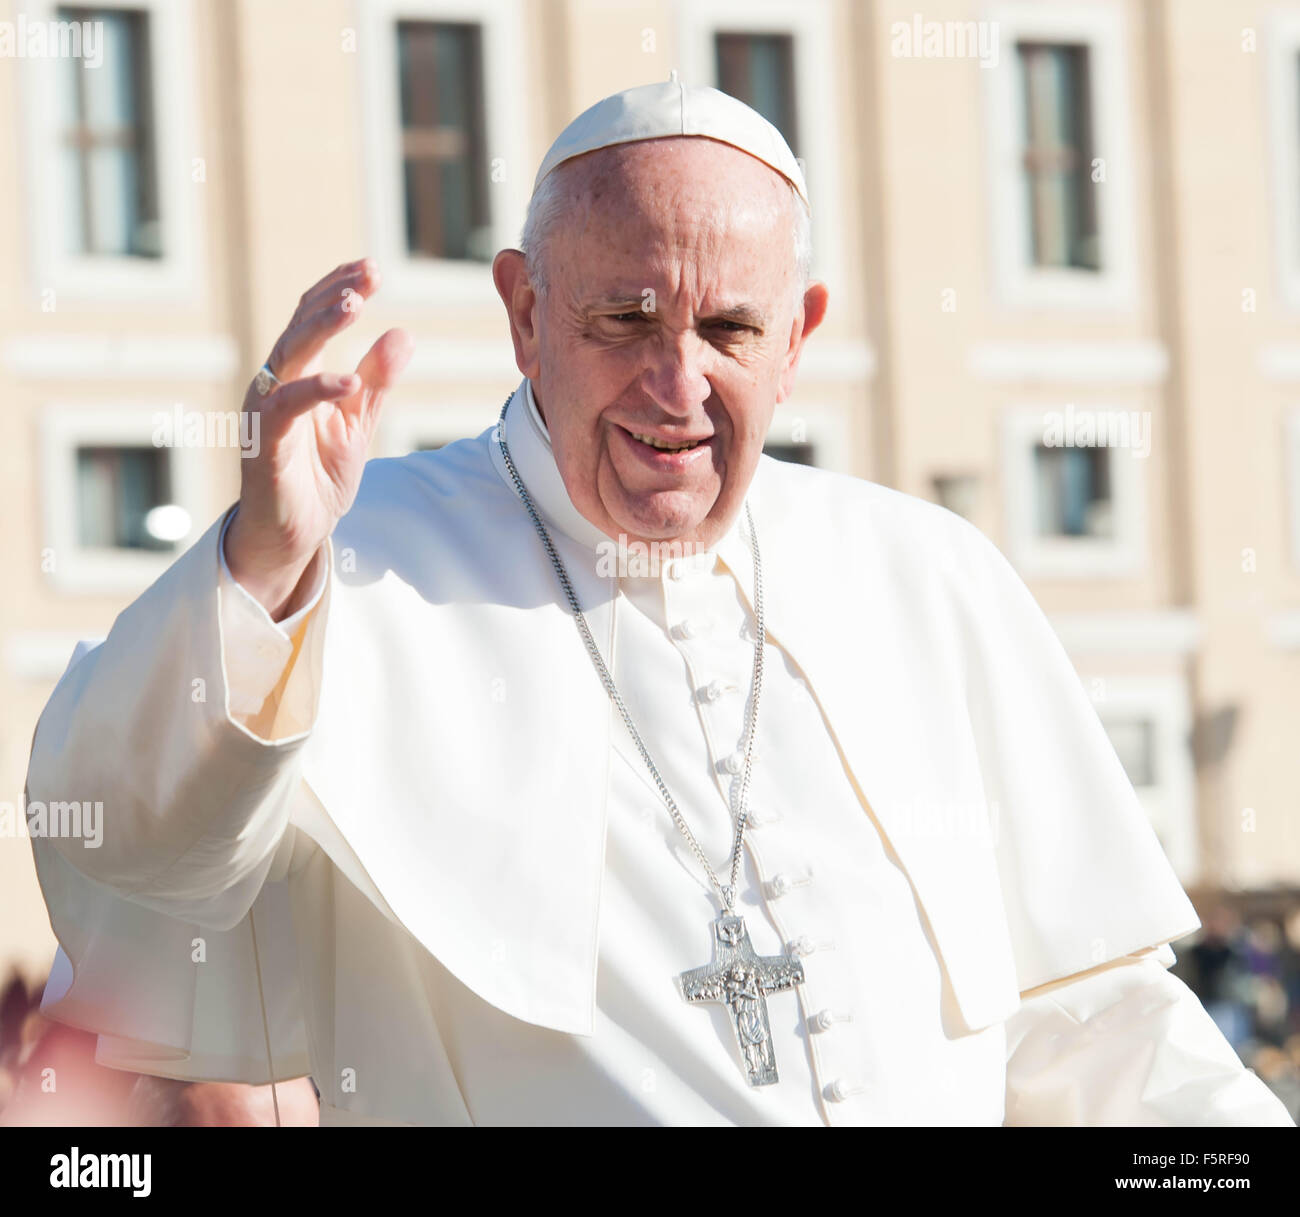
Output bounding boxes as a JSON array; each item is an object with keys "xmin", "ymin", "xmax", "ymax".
[
  {"xmin": 777, "ymin": 281, "xmax": 830, "ymax": 404},
  {"xmin": 492, "ymin": 249, "xmax": 542, "ymax": 379}
]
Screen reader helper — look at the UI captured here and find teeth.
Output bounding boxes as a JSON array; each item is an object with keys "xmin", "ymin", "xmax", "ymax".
[{"xmin": 632, "ymin": 432, "xmax": 700, "ymax": 451}]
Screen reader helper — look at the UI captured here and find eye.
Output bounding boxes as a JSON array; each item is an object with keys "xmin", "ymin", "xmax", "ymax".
[
  {"xmin": 708, "ymin": 320, "xmax": 755, "ymax": 336},
  {"xmin": 608, "ymin": 311, "xmax": 646, "ymax": 323}
]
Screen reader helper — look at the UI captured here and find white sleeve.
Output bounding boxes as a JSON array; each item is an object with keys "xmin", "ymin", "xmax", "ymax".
[
  {"xmin": 1004, "ymin": 947, "xmax": 1296, "ymax": 1126},
  {"xmin": 25, "ymin": 507, "xmax": 331, "ymax": 928},
  {"xmin": 217, "ymin": 507, "xmax": 328, "ymax": 719}
]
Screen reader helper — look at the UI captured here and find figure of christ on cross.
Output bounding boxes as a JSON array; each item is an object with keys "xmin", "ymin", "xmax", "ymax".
[{"xmin": 677, "ymin": 913, "xmax": 806, "ymax": 1087}]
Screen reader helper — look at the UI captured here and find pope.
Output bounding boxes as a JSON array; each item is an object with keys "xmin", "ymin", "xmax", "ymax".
[{"xmin": 23, "ymin": 78, "xmax": 1295, "ymax": 1126}]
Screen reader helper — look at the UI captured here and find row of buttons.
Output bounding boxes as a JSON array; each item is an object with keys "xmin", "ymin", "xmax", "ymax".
[{"xmin": 663, "ymin": 555, "xmax": 863, "ymax": 1111}]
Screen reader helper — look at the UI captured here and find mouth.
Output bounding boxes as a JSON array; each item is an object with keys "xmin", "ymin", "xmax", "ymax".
[
  {"xmin": 614, "ymin": 424, "xmax": 716, "ymax": 472},
  {"xmin": 628, "ymin": 431, "xmax": 707, "ymax": 452}
]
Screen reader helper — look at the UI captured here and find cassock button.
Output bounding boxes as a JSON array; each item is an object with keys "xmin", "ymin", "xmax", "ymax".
[
  {"xmin": 827, "ymin": 1078, "xmax": 865, "ymax": 1103},
  {"xmin": 720, "ymin": 750, "xmax": 745, "ymax": 775},
  {"xmin": 673, "ymin": 619, "xmax": 712, "ymax": 641},
  {"xmin": 812, "ymin": 1008, "xmax": 853, "ymax": 1032},
  {"xmin": 698, "ymin": 678, "xmax": 736, "ymax": 704}
]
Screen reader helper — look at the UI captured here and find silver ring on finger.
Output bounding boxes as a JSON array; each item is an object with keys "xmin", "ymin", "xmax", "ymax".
[{"xmin": 254, "ymin": 362, "xmax": 281, "ymax": 397}]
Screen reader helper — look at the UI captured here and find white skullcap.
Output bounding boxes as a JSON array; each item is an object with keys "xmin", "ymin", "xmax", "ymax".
[{"xmin": 532, "ymin": 73, "xmax": 810, "ymax": 210}]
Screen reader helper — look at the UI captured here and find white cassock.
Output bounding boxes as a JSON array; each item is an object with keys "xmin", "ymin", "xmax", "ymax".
[{"xmin": 25, "ymin": 378, "xmax": 1293, "ymax": 1126}]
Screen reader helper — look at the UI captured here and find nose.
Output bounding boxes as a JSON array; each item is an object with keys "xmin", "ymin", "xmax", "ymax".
[{"xmin": 639, "ymin": 332, "xmax": 711, "ymax": 418}]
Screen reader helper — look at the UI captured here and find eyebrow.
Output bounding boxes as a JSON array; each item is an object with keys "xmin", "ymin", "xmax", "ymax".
[{"xmin": 584, "ymin": 296, "xmax": 769, "ymax": 329}]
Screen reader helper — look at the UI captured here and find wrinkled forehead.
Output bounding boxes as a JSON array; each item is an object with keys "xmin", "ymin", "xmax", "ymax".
[
  {"xmin": 562, "ymin": 136, "xmax": 795, "ymax": 223},
  {"xmin": 549, "ymin": 139, "xmax": 798, "ymax": 275}
]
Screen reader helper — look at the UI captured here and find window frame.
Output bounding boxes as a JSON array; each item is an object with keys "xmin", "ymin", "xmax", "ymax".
[
  {"xmin": 40, "ymin": 404, "xmax": 209, "ymax": 594},
  {"xmin": 356, "ymin": 0, "xmax": 528, "ymax": 307},
  {"xmin": 982, "ymin": 3, "xmax": 1138, "ymax": 311},
  {"xmin": 19, "ymin": 0, "xmax": 201, "ymax": 304},
  {"xmin": 1001, "ymin": 404, "xmax": 1147, "ymax": 578}
]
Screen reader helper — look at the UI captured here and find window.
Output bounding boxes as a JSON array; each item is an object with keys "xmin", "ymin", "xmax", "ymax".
[
  {"xmin": 74, "ymin": 444, "xmax": 174, "ymax": 550},
  {"xmin": 1032, "ymin": 443, "xmax": 1111, "ymax": 538},
  {"xmin": 57, "ymin": 6, "xmax": 159, "ymax": 258},
  {"xmin": 396, "ymin": 20, "xmax": 490, "ymax": 261},
  {"xmin": 715, "ymin": 32, "xmax": 798, "ymax": 153},
  {"xmin": 22, "ymin": 0, "xmax": 200, "ymax": 302},
  {"xmin": 357, "ymin": 0, "xmax": 527, "ymax": 305},
  {"xmin": 40, "ymin": 406, "xmax": 207, "ymax": 594},
  {"xmin": 1016, "ymin": 42, "xmax": 1097, "ymax": 271},
  {"xmin": 983, "ymin": 4, "xmax": 1136, "ymax": 309},
  {"xmin": 763, "ymin": 442, "xmax": 815, "ymax": 466},
  {"xmin": 1001, "ymin": 406, "xmax": 1145, "ymax": 578}
]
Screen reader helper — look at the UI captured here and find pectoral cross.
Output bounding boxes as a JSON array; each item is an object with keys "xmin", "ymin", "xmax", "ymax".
[{"xmin": 677, "ymin": 912, "xmax": 805, "ymax": 1086}]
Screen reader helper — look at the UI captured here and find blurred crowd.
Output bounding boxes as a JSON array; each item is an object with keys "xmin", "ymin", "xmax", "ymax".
[
  {"xmin": 1170, "ymin": 899, "xmax": 1300, "ymax": 1122},
  {"xmin": 2, "ymin": 897, "xmax": 1298, "ymax": 1125}
]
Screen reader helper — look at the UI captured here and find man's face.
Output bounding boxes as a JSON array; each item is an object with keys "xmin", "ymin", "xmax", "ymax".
[{"xmin": 502, "ymin": 138, "xmax": 824, "ymax": 551}]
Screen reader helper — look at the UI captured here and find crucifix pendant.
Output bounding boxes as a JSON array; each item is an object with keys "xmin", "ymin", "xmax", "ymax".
[{"xmin": 677, "ymin": 912, "xmax": 806, "ymax": 1087}]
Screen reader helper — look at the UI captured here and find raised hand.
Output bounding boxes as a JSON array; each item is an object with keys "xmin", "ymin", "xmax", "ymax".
[{"xmin": 224, "ymin": 258, "xmax": 414, "ymax": 619}]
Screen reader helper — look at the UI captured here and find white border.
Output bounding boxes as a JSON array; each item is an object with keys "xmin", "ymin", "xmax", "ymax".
[
  {"xmin": 1091, "ymin": 673, "xmax": 1198, "ymax": 884},
  {"xmin": 19, "ymin": 0, "xmax": 202, "ymax": 305},
  {"xmin": 39, "ymin": 404, "xmax": 209, "ymax": 594},
  {"xmin": 981, "ymin": 3, "xmax": 1138, "ymax": 311},
  {"xmin": 1001, "ymin": 404, "xmax": 1147, "ymax": 578},
  {"xmin": 674, "ymin": 0, "xmax": 845, "ymax": 283},
  {"xmin": 1268, "ymin": 12, "xmax": 1300, "ymax": 311},
  {"xmin": 354, "ymin": 0, "xmax": 528, "ymax": 306}
]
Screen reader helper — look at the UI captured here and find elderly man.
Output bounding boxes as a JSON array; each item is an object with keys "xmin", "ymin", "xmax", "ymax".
[{"xmin": 25, "ymin": 79, "xmax": 1292, "ymax": 1126}]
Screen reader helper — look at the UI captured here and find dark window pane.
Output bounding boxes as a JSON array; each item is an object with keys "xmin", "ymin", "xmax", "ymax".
[
  {"xmin": 764, "ymin": 442, "xmax": 816, "ymax": 466},
  {"xmin": 397, "ymin": 21, "xmax": 490, "ymax": 261},
  {"xmin": 75, "ymin": 445, "xmax": 173, "ymax": 550},
  {"xmin": 715, "ymin": 32, "xmax": 798, "ymax": 155},
  {"xmin": 58, "ymin": 6, "xmax": 160, "ymax": 257},
  {"xmin": 1033, "ymin": 444, "xmax": 1111, "ymax": 537},
  {"xmin": 1017, "ymin": 42, "xmax": 1098, "ymax": 270}
]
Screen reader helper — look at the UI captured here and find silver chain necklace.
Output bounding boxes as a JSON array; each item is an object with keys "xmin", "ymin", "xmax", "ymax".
[{"xmin": 494, "ymin": 393, "xmax": 805, "ymax": 1087}]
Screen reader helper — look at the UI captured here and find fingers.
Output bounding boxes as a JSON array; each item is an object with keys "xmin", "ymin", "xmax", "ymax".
[
  {"xmin": 261, "ymin": 371, "xmax": 360, "ymax": 429},
  {"xmin": 268, "ymin": 258, "xmax": 382, "ymax": 383}
]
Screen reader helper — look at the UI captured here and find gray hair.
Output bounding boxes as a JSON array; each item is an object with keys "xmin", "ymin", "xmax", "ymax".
[{"xmin": 520, "ymin": 162, "xmax": 813, "ymax": 307}]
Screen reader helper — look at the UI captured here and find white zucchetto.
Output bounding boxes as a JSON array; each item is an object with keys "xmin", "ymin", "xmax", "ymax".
[{"xmin": 532, "ymin": 73, "xmax": 810, "ymax": 209}]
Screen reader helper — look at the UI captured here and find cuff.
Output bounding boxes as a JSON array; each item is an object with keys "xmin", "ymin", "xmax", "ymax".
[{"xmin": 218, "ymin": 508, "xmax": 329, "ymax": 718}]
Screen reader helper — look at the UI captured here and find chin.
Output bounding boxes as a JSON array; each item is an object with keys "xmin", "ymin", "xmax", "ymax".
[{"xmin": 613, "ymin": 495, "xmax": 713, "ymax": 544}]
